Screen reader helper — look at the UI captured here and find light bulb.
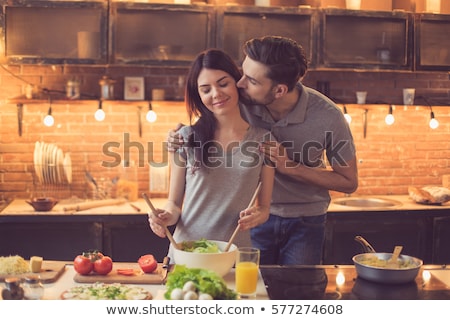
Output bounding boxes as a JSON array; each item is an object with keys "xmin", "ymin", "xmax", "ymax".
[
  {"xmin": 43, "ymin": 114, "xmax": 54, "ymax": 127},
  {"xmin": 146, "ymin": 103, "xmax": 157, "ymax": 123},
  {"xmin": 385, "ymin": 105, "xmax": 394, "ymax": 125},
  {"xmin": 344, "ymin": 113, "xmax": 352, "ymax": 124},
  {"xmin": 43, "ymin": 106, "xmax": 54, "ymax": 127},
  {"xmin": 146, "ymin": 110, "xmax": 157, "ymax": 123},
  {"xmin": 385, "ymin": 114, "xmax": 394, "ymax": 125},
  {"xmin": 429, "ymin": 111, "xmax": 439, "ymax": 129},
  {"xmin": 95, "ymin": 108, "xmax": 106, "ymax": 121},
  {"xmin": 343, "ymin": 106, "xmax": 352, "ymax": 124}
]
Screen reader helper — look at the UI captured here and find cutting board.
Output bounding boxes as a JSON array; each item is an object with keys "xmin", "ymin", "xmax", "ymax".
[
  {"xmin": 0, "ymin": 260, "xmax": 66, "ymax": 283},
  {"xmin": 74, "ymin": 262, "xmax": 168, "ymax": 284}
]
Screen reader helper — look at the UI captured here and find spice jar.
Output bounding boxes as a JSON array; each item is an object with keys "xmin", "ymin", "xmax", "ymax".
[
  {"xmin": 23, "ymin": 275, "xmax": 44, "ymax": 300},
  {"xmin": 2, "ymin": 277, "xmax": 24, "ymax": 300}
]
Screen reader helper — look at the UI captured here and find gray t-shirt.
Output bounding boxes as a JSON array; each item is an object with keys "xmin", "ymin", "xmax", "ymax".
[
  {"xmin": 240, "ymin": 83, "xmax": 356, "ymax": 217},
  {"xmin": 168, "ymin": 124, "xmax": 271, "ymax": 260}
]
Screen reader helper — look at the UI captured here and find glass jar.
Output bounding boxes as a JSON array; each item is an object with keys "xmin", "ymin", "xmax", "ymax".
[
  {"xmin": 23, "ymin": 275, "xmax": 44, "ymax": 300},
  {"xmin": 99, "ymin": 76, "xmax": 115, "ymax": 100},
  {"xmin": 66, "ymin": 80, "xmax": 80, "ymax": 99},
  {"xmin": 2, "ymin": 277, "xmax": 24, "ymax": 300}
]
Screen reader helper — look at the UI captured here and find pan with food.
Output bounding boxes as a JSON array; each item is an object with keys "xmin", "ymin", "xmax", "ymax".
[{"xmin": 352, "ymin": 236, "xmax": 423, "ymax": 284}]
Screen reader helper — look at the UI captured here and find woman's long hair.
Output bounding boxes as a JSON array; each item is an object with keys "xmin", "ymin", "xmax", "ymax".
[{"xmin": 185, "ymin": 49, "xmax": 242, "ymax": 171}]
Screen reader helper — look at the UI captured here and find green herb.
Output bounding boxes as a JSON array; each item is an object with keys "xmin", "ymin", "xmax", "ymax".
[{"xmin": 165, "ymin": 265, "xmax": 236, "ymax": 300}]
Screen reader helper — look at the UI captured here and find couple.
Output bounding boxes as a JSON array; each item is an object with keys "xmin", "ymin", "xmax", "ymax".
[{"xmin": 149, "ymin": 36, "xmax": 358, "ymax": 266}]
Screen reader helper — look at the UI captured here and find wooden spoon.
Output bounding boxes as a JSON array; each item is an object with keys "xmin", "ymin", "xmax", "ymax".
[
  {"xmin": 224, "ymin": 181, "xmax": 262, "ymax": 252},
  {"xmin": 142, "ymin": 193, "xmax": 181, "ymax": 250},
  {"xmin": 387, "ymin": 245, "xmax": 403, "ymax": 268}
]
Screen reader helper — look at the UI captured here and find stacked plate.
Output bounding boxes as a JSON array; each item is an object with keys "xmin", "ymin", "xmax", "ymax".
[{"xmin": 33, "ymin": 141, "xmax": 72, "ymax": 185}]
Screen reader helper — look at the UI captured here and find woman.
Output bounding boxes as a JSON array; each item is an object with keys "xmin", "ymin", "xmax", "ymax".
[{"xmin": 149, "ymin": 49, "xmax": 274, "ymax": 260}]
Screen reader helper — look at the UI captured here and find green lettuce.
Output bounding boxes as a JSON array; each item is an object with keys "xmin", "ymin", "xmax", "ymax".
[
  {"xmin": 165, "ymin": 265, "xmax": 236, "ymax": 300},
  {"xmin": 181, "ymin": 238, "xmax": 221, "ymax": 253}
]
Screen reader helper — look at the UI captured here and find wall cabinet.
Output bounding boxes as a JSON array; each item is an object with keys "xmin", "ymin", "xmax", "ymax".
[
  {"xmin": 1, "ymin": 2, "xmax": 450, "ymax": 69},
  {"xmin": 2, "ymin": 0, "xmax": 108, "ymax": 64},
  {"xmin": 110, "ymin": 2, "xmax": 215, "ymax": 65},
  {"xmin": 320, "ymin": 8, "xmax": 413, "ymax": 70},
  {"xmin": 216, "ymin": 5, "xmax": 318, "ymax": 66},
  {"xmin": 415, "ymin": 13, "xmax": 450, "ymax": 71}
]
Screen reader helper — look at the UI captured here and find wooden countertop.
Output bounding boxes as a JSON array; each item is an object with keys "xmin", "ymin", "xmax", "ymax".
[
  {"xmin": 327, "ymin": 194, "xmax": 450, "ymax": 212},
  {"xmin": 0, "ymin": 198, "xmax": 168, "ymax": 216},
  {"xmin": 1, "ymin": 195, "xmax": 448, "ymax": 216}
]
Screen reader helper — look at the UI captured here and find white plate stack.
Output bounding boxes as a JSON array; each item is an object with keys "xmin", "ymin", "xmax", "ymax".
[{"xmin": 33, "ymin": 141, "xmax": 72, "ymax": 185}]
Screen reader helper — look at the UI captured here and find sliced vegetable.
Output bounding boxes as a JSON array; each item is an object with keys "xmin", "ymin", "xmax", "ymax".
[
  {"xmin": 138, "ymin": 254, "xmax": 158, "ymax": 273},
  {"xmin": 117, "ymin": 268, "xmax": 135, "ymax": 276}
]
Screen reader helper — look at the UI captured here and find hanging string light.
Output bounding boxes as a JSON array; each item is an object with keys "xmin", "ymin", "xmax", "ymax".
[
  {"xmin": 429, "ymin": 107, "xmax": 439, "ymax": 129},
  {"xmin": 343, "ymin": 105, "xmax": 352, "ymax": 124},
  {"xmin": 385, "ymin": 105, "xmax": 395, "ymax": 125},
  {"xmin": 146, "ymin": 102, "xmax": 157, "ymax": 123},
  {"xmin": 94, "ymin": 100, "xmax": 106, "ymax": 121},
  {"xmin": 43, "ymin": 97, "xmax": 54, "ymax": 127}
]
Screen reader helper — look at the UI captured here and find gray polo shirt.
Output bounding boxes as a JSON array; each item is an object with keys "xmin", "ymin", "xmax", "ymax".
[{"xmin": 240, "ymin": 83, "xmax": 356, "ymax": 217}]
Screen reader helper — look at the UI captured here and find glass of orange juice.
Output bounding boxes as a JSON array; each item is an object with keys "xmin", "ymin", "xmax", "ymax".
[{"xmin": 235, "ymin": 247, "xmax": 260, "ymax": 299}]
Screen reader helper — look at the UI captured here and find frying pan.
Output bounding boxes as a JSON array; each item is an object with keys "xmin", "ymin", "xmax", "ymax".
[{"xmin": 352, "ymin": 236, "xmax": 423, "ymax": 284}]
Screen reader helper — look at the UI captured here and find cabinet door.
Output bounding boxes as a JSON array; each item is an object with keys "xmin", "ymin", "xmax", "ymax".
[
  {"xmin": 323, "ymin": 213, "xmax": 429, "ymax": 265},
  {"xmin": 110, "ymin": 3, "xmax": 215, "ymax": 65},
  {"xmin": 415, "ymin": 13, "xmax": 450, "ymax": 71},
  {"xmin": 216, "ymin": 6, "xmax": 318, "ymax": 66},
  {"xmin": 320, "ymin": 9, "xmax": 413, "ymax": 70},
  {"xmin": 432, "ymin": 215, "xmax": 450, "ymax": 264},
  {"xmin": 2, "ymin": 1, "xmax": 108, "ymax": 64},
  {"xmin": 0, "ymin": 221, "xmax": 102, "ymax": 260},
  {"xmin": 103, "ymin": 218, "xmax": 171, "ymax": 262}
]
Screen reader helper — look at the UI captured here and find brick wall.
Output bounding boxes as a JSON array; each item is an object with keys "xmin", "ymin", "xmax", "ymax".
[{"xmin": 0, "ymin": 64, "xmax": 449, "ymax": 200}]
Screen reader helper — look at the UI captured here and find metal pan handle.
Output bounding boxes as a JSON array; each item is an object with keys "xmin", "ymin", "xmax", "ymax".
[{"xmin": 354, "ymin": 235, "xmax": 376, "ymax": 253}]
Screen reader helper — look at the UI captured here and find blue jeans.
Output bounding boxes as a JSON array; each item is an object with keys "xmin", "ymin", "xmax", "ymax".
[{"xmin": 250, "ymin": 214, "xmax": 326, "ymax": 265}]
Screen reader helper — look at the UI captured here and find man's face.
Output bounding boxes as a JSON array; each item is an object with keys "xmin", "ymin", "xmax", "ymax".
[{"xmin": 237, "ymin": 56, "xmax": 277, "ymax": 106}]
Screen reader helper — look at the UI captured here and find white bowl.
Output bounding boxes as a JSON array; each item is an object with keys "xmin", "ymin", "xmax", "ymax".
[{"xmin": 173, "ymin": 240, "xmax": 237, "ymax": 277}]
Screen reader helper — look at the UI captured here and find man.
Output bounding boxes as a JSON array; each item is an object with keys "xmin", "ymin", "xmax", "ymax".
[
  {"xmin": 235, "ymin": 36, "xmax": 358, "ymax": 265},
  {"xmin": 169, "ymin": 36, "xmax": 358, "ymax": 265}
]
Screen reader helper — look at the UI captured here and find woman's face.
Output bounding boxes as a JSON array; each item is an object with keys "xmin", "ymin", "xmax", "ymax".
[{"xmin": 197, "ymin": 68, "xmax": 239, "ymax": 116}]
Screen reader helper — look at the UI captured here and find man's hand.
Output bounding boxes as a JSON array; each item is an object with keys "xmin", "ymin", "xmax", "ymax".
[
  {"xmin": 260, "ymin": 140, "xmax": 295, "ymax": 171},
  {"xmin": 167, "ymin": 122, "xmax": 185, "ymax": 152}
]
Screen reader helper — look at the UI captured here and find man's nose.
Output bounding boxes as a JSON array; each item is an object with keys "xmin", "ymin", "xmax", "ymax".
[{"xmin": 236, "ymin": 77, "xmax": 245, "ymax": 88}]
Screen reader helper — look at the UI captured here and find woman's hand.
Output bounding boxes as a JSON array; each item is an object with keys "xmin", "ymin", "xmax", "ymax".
[
  {"xmin": 147, "ymin": 201, "xmax": 181, "ymax": 238},
  {"xmin": 148, "ymin": 208, "xmax": 167, "ymax": 238},
  {"xmin": 238, "ymin": 205, "xmax": 270, "ymax": 231}
]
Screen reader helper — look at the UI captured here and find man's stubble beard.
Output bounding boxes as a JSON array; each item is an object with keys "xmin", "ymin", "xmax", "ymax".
[{"xmin": 239, "ymin": 88, "xmax": 276, "ymax": 106}]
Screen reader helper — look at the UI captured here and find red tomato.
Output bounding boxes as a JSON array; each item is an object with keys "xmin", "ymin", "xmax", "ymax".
[
  {"xmin": 94, "ymin": 256, "xmax": 113, "ymax": 275},
  {"xmin": 138, "ymin": 254, "xmax": 158, "ymax": 273},
  {"xmin": 73, "ymin": 255, "xmax": 93, "ymax": 275},
  {"xmin": 117, "ymin": 268, "xmax": 135, "ymax": 276}
]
